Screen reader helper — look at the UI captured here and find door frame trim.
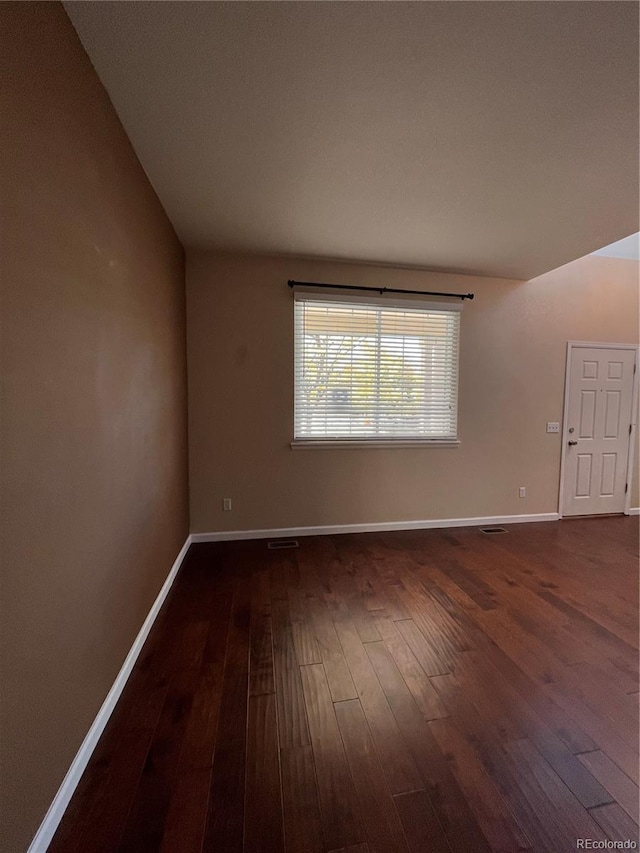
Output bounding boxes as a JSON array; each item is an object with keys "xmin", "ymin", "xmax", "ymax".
[{"xmin": 558, "ymin": 341, "xmax": 639, "ymax": 519}]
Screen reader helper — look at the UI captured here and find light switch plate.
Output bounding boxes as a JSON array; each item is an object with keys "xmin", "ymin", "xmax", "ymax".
[{"xmin": 546, "ymin": 422, "xmax": 560, "ymax": 433}]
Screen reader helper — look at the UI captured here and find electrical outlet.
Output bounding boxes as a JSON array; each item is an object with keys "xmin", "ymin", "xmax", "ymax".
[
  {"xmin": 546, "ymin": 422, "xmax": 560, "ymax": 433},
  {"xmin": 223, "ymin": 498, "xmax": 232, "ymax": 511},
  {"xmin": 519, "ymin": 486, "xmax": 526, "ymax": 498}
]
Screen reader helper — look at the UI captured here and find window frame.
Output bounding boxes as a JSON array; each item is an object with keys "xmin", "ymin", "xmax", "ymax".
[{"xmin": 291, "ymin": 291, "xmax": 462, "ymax": 449}]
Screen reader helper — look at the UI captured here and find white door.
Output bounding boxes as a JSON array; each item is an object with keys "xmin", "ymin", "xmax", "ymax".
[{"xmin": 562, "ymin": 345, "xmax": 636, "ymax": 516}]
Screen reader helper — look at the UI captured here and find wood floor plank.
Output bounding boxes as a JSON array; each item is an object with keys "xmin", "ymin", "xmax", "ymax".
[
  {"xmin": 54, "ymin": 677, "xmax": 171, "ymax": 853},
  {"xmin": 160, "ymin": 578, "xmax": 235, "ymax": 853},
  {"xmin": 270, "ymin": 569, "xmax": 311, "ymax": 748},
  {"xmin": 395, "ymin": 574, "xmax": 472, "ymax": 667},
  {"xmin": 119, "ymin": 622, "xmax": 210, "ymax": 853},
  {"xmin": 334, "ymin": 699, "xmax": 411, "ymax": 853},
  {"xmin": 334, "ymin": 619, "xmax": 424, "ymax": 795},
  {"xmin": 470, "ymin": 605, "xmax": 623, "ymax": 760},
  {"xmin": 395, "ymin": 619, "xmax": 450, "ymax": 677},
  {"xmin": 474, "ymin": 635, "xmax": 599, "ymax": 756},
  {"xmin": 478, "ymin": 609, "xmax": 640, "ymax": 750},
  {"xmin": 368, "ymin": 620, "xmax": 447, "ymax": 720},
  {"xmin": 329, "ymin": 570, "xmax": 382, "ymax": 644},
  {"xmin": 307, "ymin": 594, "xmax": 359, "ymax": 702},
  {"xmin": 365, "ymin": 569, "xmax": 411, "ymax": 622},
  {"xmin": 448, "ymin": 650, "xmax": 613, "ymax": 809},
  {"xmin": 505, "ymin": 738, "xmax": 610, "ymax": 845},
  {"xmin": 417, "ymin": 579, "xmax": 603, "ymax": 758},
  {"xmin": 289, "ymin": 585, "xmax": 323, "ymax": 666},
  {"xmin": 280, "ymin": 745, "xmax": 324, "ymax": 853},
  {"xmin": 543, "ymin": 684, "xmax": 639, "ymax": 784},
  {"xmin": 244, "ymin": 693, "xmax": 284, "ymax": 853},
  {"xmin": 396, "ymin": 534, "xmax": 489, "ymax": 616},
  {"xmin": 428, "ymin": 715, "xmax": 533, "ymax": 852},
  {"xmin": 432, "ymin": 680, "xmax": 579, "ymax": 851},
  {"xmin": 589, "ymin": 803, "xmax": 640, "ymax": 844},
  {"xmin": 158, "ymin": 665, "xmax": 224, "ymax": 853},
  {"xmin": 569, "ymin": 660, "xmax": 640, "ymax": 726},
  {"xmin": 360, "ymin": 540, "xmax": 411, "ymax": 622},
  {"xmin": 393, "ymin": 789, "xmax": 453, "ymax": 853},
  {"xmin": 413, "ymin": 549, "xmax": 498, "ymax": 612},
  {"xmin": 300, "ymin": 663, "xmax": 364, "ymax": 851},
  {"xmin": 450, "ymin": 650, "xmax": 527, "ymax": 741},
  {"xmin": 403, "ymin": 567, "xmax": 478, "ymax": 651},
  {"xmin": 249, "ymin": 568, "xmax": 275, "ymax": 695},
  {"xmin": 578, "ymin": 750, "xmax": 640, "ymax": 823},
  {"xmin": 488, "ymin": 529, "xmax": 639, "ymax": 648},
  {"xmin": 536, "ymin": 588, "xmax": 639, "ymax": 663},
  {"xmin": 202, "ymin": 576, "xmax": 251, "ymax": 853},
  {"xmin": 365, "ymin": 640, "xmax": 493, "ymax": 853}
]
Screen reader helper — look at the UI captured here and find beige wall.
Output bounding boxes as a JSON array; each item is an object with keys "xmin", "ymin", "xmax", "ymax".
[
  {"xmin": 0, "ymin": 5, "xmax": 189, "ymax": 851},
  {"xmin": 187, "ymin": 251, "xmax": 639, "ymax": 533}
]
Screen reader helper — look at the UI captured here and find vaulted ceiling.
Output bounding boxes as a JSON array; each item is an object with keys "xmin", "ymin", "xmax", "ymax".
[{"xmin": 66, "ymin": 1, "xmax": 639, "ymax": 280}]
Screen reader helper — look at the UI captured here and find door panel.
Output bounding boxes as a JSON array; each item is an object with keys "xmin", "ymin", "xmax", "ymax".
[
  {"xmin": 575, "ymin": 454, "xmax": 592, "ymax": 497},
  {"xmin": 562, "ymin": 346, "xmax": 635, "ymax": 516},
  {"xmin": 600, "ymin": 453, "xmax": 616, "ymax": 496},
  {"xmin": 579, "ymin": 390, "xmax": 596, "ymax": 437},
  {"xmin": 603, "ymin": 391, "xmax": 621, "ymax": 437}
]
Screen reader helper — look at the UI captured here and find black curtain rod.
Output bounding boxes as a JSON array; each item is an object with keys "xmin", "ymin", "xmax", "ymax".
[{"xmin": 288, "ymin": 280, "xmax": 474, "ymax": 300}]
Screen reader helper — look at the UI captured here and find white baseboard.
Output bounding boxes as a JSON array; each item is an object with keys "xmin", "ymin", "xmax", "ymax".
[
  {"xmin": 629, "ymin": 507, "xmax": 640, "ymax": 516},
  {"xmin": 191, "ymin": 512, "xmax": 561, "ymax": 543},
  {"xmin": 28, "ymin": 535, "xmax": 192, "ymax": 853}
]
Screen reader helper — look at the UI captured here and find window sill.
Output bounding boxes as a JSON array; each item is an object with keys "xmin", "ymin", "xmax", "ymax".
[{"xmin": 290, "ymin": 439, "xmax": 461, "ymax": 450}]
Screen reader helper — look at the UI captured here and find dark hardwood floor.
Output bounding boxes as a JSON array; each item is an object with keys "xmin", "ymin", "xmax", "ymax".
[{"xmin": 50, "ymin": 516, "xmax": 639, "ymax": 853}]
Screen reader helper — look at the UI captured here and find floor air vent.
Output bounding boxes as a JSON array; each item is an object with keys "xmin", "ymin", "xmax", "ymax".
[
  {"xmin": 267, "ymin": 539, "xmax": 299, "ymax": 549},
  {"xmin": 479, "ymin": 527, "xmax": 508, "ymax": 535}
]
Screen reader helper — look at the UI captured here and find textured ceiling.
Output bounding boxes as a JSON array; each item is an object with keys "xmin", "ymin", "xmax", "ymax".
[{"xmin": 65, "ymin": 1, "xmax": 639, "ymax": 280}]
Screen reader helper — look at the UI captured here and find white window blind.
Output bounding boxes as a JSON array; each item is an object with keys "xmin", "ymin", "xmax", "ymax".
[{"xmin": 294, "ymin": 294, "xmax": 461, "ymax": 441}]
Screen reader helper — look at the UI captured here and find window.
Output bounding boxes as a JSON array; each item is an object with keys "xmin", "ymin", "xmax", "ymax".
[{"xmin": 293, "ymin": 293, "xmax": 461, "ymax": 444}]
